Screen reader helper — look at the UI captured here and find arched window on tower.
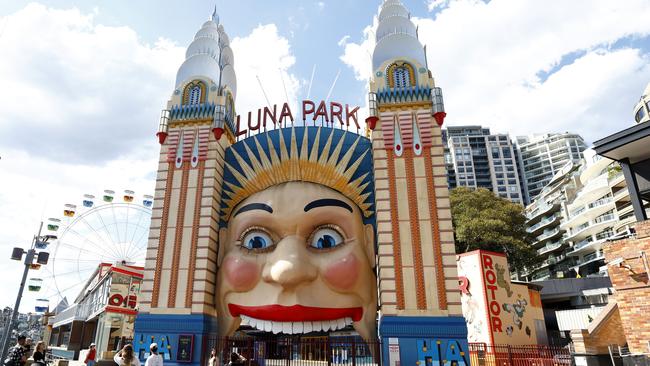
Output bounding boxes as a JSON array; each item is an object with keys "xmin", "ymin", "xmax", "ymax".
[
  {"xmin": 189, "ymin": 85, "xmax": 202, "ymax": 105},
  {"xmin": 393, "ymin": 67, "xmax": 410, "ymax": 89},
  {"xmin": 387, "ymin": 62, "xmax": 416, "ymax": 89},
  {"xmin": 182, "ymin": 80, "xmax": 206, "ymax": 105}
]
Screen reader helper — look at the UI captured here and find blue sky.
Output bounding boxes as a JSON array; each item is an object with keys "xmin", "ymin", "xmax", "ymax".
[{"xmin": 2, "ymin": 0, "xmax": 650, "ymax": 312}]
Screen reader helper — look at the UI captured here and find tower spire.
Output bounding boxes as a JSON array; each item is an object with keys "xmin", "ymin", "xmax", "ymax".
[{"xmin": 211, "ymin": 5, "xmax": 219, "ymax": 24}]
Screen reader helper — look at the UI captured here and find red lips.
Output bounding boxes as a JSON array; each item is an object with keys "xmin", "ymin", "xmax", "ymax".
[{"xmin": 228, "ymin": 304, "xmax": 363, "ymax": 322}]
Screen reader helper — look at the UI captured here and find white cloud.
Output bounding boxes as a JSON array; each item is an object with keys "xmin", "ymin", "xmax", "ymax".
[
  {"xmin": 317, "ymin": 2, "xmax": 326, "ymax": 11},
  {"xmin": 0, "ymin": 4, "xmax": 301, "ymax": 312},
  {"xmin": 231, "ymin": 24, "xmax": 301, "ymax": 120},
  {"xmin": 0, "ymin": 3, "xmax": 185, "ymax": 164},
  {"xmin": 340, "ymin": 0, "xmax": 650, "ymax": 143}
]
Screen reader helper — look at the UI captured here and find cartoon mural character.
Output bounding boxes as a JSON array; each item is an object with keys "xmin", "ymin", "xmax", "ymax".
[
  {"xmin": 495, "ymin": 264, "xmax": 513, "ymax": 297},
  {"xmin": 215, "ymin": 127, "xmax": 378, "ymax": 340},
  {"xmin": 502, "ymin": 298, "xmax": 528, "ymax": 330},
  {"xmin": 525, "ymin": 326, "xmax": 531, "ymax": 337},
  {"xmin": 505, "ymin": 326, "xmax": 514, "ymax": 337}
]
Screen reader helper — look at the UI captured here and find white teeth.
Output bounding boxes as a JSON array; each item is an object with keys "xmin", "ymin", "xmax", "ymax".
[
  {"xmin": 312, "ymin": 321, "xmax": 322, "ymax": 331},
  {"xmin": 303, "ymin": 321, "xmax": 313, "ymax": 333},
  {"xmin": 272, "ymin": 321, "xmax": 282, "ymax": 334},
  {"xmin": 282, "ymin": 322, "xmax": 292, "ymax": 334},
  {"xmin": 293, "ymin": 321, "xmax": 303, "ymax": 333},
  {"xmin": 241, "ymin": 316, "xmax": 352, "ymax": 334},
  {"xmin": 240, "ymin": 315, "xmax": 251, "ymax": 326},
  {"xmin": 330, "ymin": 320, "xmax": 339, "ymax": 330}
]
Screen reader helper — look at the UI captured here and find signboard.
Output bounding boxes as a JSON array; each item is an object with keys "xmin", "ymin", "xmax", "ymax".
[
  {"xmin": 233, "ymin": 100, "xmax": 361, "ymax": 137},
  {"xmin": 176, "ymin": 334, "xmax": 194, "ymax": 363}
]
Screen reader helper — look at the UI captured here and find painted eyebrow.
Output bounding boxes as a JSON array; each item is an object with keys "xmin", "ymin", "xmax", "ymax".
[
  {"xmin": 234, "ymin": 203, "xmax": 273, "ymax": 216},
  {"xmin": 304, "ymin": 198, "xmax": 353, "ymax": 213}
]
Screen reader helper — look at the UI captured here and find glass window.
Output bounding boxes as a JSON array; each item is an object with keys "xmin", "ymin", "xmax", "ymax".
[
  {"xmin": 497, "ymin": 179, "xmax": 504, "ymax": 185},
  {"xmin": 511, "ymin": 193, "xmax": 520, "ymax": 199},
  {"xmin": 508, "ymin": 179, "xmax": 517, "ymax": 185},
  {"xmin": 635, "ymin": 107, "xmax": 646, "ymax": 122},
  {"xmin": 495, "ymin": 166, "xmax": 503, "ymax": 172},
  {"xmin": 506, "ymin": 166, "xmax": 515, "ymax": 172},
  {"xmin": 496, "ymin": 173, "xmax": 504, "ymax": 179},
  {"xmin": 189, "ymin": 85, "xmax": 202, "ymax": 105},
  {"xmin": 498, "ymin": 187, "xmax": 506, "ymax": 192},
  {"xmin": 509, "ymin": 186, "xmax": 517, "ymax": 192},
  {"xmin": 466, "ymin": 167, "xmax": 473, "ymax": 173},
  {"xmin": 458, "ymin": 167, "xmax": 465, "ymax": 173},
  {"xmin": 393, "ymin": 66, "xmax": 411, "ymax": 88},
  {"xmin": 507, "ymin": 173, "xmax": 515, "ymax": 178},
  {"xmin": 502, "ymin": 147, "xmax": 512, "ymax": 158}
]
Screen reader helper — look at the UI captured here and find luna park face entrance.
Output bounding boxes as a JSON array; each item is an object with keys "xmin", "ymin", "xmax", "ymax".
[{"xmin": 205, "ymin": 335, "xmax": 381, "ymax": 366}]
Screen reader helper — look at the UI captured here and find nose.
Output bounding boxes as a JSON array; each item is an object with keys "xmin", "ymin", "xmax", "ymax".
[{"xmin": 263, "ymin": 235, "xmax": 317, "ymax": 288}]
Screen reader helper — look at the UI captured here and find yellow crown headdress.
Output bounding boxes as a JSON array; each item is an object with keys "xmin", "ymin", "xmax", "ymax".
[{"xmin": 220, "ymin": 127, "xmax": 375, "ymax": 225}]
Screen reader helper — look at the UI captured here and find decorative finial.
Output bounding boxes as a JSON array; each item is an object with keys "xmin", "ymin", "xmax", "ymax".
[{"xmin": 211, "ymin": 5, "xmax": 219, "ymax": 24}]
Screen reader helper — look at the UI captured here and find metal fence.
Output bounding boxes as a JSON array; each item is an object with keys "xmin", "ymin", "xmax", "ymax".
[
  {"xmin": 468, "ymin": 343, "xmax": 572, "ymax": 366},
  {"xmin": 205, "ymin": 336, "xmax": 380, "ymax": 366}
]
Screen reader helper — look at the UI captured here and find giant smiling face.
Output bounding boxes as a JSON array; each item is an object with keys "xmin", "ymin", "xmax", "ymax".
[{"xmin": 216, "ymin": 181, "xmax": 377, "ymax": 339}]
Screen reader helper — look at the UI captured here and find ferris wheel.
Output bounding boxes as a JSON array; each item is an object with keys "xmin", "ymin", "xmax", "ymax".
[{"xmin": 32, "ymin": 190, "xmax": 153, "ymax": 308}]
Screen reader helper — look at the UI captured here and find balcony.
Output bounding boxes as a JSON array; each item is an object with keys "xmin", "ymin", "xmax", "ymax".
[
  {"xmin": 565, "ymin": 212, "xmax": 616, "ymax": 242},
  {"xmin": 534, "ymin": 228, "xmax": 563, "ymax": 247},
  {"xmin": 539, "ymin": 254, "xmax": 567, "ymax": 268},
  {"xmin": 527, "ymin": 203, "xmax": 560, "ymax": 223},
  {"xmin": 527, "ymin": 214, "xmax": 560, "ymax": 234},
  {"xmin": 537, "ymin": 242, "xmax": 563, "ymax": 255}
]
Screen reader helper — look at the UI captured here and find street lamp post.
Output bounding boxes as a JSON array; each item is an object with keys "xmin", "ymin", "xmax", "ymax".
[{"xmin": 0, "ymin": 222, "xmax": 51, "ymax": 361}]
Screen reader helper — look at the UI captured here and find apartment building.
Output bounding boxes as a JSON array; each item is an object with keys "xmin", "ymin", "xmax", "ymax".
[
  {"xmin": 443, "ymin": 126, "xmax": 526, "ymax": 204},
  {"xmin": 517, "ymin": 133, "xmax": 587, "ymax": 204},
  {"xmin": 524, "ymin": 149, "xmax": 635, "ymax": 281}
]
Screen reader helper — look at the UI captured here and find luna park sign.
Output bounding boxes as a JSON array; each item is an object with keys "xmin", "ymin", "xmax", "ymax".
[{"xmin": 232, "ymin": 100, "xmax": 362, "ymax": 137}]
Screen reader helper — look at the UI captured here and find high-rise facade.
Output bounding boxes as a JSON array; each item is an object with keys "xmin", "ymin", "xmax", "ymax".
[
  {"xmin": 524, "ymin": 149, "xmax": 635, "ymax": 281},
  {"xmin": 442, "ymin": 125, "xmax": 526, "ymax": 204},
  {"xmin": 517, "ymin": 133, "xmax": 587, "ymax": 203}
]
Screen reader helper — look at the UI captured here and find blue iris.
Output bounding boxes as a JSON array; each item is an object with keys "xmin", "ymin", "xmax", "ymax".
[
  {"xmin": 241, "ymin": 230, "xmax": 273, "ymax": 250},
  {"xmin": 309, "ymin": 227, "xmax": 344, "ymax": 250},
  {"xmin": 316, "ymin": 235, "xmax": 337, "ymax": 249},
  {"xmin": 248, "ymin": 236, "xmax": 268, "ymax": 249}
]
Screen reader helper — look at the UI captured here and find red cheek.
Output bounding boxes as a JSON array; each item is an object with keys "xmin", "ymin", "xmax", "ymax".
[
  {"xmin": 323, "ymin": 253, "xmax": 360, "ymax": 290},
  {"xmin": 223, "ymin": 256, "xmax": 260, "ymax": 290}
]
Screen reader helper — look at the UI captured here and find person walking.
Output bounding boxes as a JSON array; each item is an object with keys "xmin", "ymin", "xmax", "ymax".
[
  {"xmin": 144, "ymin": 344, "xmax": 162, "ymax": 366},
  {"xmin": 113, "ymin": 344, "xmax": 140, "ymax": 366},
  {"xmin": 31, "ymin": 341, "xmax": 46, "ymax": 366},
  {"xmin": 84, "ymin": 344, "xmax": 96, "ymax": 366},
  {"xmin": 3, "ymin": 335, "xmax": 26, "ymax": 366}
]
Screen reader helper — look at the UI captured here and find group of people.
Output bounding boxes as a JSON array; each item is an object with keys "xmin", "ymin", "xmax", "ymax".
[
  {"xmin": 3, "ymin": 335, "xmax": 46, "ymax": 366},
  {"xmin": 113, "ymin": 343, "xmax": 163, "ymax": 366},
  {"xmin": 6, "ymin": 337, "xmax": 246, "ymax": 366}
]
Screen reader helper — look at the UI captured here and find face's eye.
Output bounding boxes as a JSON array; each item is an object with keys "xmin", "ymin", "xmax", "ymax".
[
  {"xmin": 240, "ymin": 229, "xmax": 274, "ymax": 251},
  {"xmin": 309, "ymin": 226, "xmax": 345, "ymax": 250}
]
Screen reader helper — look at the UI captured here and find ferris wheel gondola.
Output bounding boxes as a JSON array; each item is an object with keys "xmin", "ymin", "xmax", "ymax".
[{"xmin": 37, "ymin": 189, "xmax": 153, "ymax": 305}]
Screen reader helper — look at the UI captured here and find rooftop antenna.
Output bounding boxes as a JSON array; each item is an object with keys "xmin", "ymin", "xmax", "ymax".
[
  {"xmin": 325, "ymin": 69, "xmax": 341, "ymax": 103},
  {"xmin": 306, "ymin": 64, "xmax": 316, "ymax": 100},
  {"xmin": 279, "ymin": 68, "xmax": 290, "ymax": 107},
  {"xmin": 256, "ymin": 75, "xmax": 272, "ymax": 110}
]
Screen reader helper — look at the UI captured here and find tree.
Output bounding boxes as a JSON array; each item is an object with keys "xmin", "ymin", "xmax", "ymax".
[{"xmin": 450, "ymin": 187, "xmax": 540, "ymax": 275}]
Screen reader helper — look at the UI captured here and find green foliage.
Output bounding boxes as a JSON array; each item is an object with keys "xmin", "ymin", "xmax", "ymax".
[{"xmin": 450, "ymin": 187, "xmax": 540, "ymax": 275}]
